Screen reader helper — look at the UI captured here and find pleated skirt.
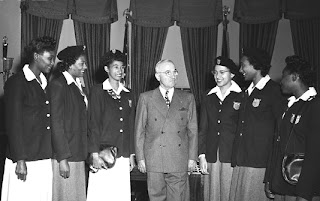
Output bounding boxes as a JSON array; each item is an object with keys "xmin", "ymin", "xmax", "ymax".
[
  {"xmin": 229, "ymin": 166, "xmax": 270, "ymax": 201},
  {"xmin": 203, "ymin": 161, "xmax": 233, "ymax": 201},
  {"xmin": 1, "ymin": 158, "xmax": 52, "ymax": 201},
  {"xmin": 52, "ymin": 159, "xmax": 86, "ymax": 201}
]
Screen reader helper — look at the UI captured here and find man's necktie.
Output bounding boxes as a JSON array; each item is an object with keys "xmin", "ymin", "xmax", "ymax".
[{"xmin": 165, "ymin": 90, "xmax": 170, "ymax": 107}]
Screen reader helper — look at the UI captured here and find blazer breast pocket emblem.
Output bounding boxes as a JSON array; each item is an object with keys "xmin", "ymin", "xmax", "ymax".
[
  {"xmin": 233, "ymin": 102, "xmax": 241, "ymax": 110},
  {"xmin": 252, "ymin": 98, "xmax": 261, "ymax": 108}
]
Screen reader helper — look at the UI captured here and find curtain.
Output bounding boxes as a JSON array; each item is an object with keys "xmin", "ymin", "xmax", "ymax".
[
  {"xmin": 239, "ymin": 21, "xmax": 279, "ymax": 58},
  {"xmin": 130, "ymin": 24, "xmax": 169, "ymax": 104},
  {"xmin": 284, "ymin": 0, "xmax": 320, "ymax": 90},
  {"xmin": 180, "ymin": 26, "xmax": 218, "ymax": 108},
  {"xmin": 73, "ymin": 22, "xmax": 111, "ymax": 94},
  {"xmin": 290, "ymin": 18, "xmax": 320, "ymax": 90},
  {"xmin": 71, "ymin": 0, "xmax": 117, "ymax": 93},
  {"xmin": 20, "ymin": 7, "xmax": 64, "ymax": 68},
  {"xmin": 130, "ymin": 0, "xmax": 222, "ymax": 107}
]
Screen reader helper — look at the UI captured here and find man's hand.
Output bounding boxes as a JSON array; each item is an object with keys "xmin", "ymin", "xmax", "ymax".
[
  {"xmin": 59, "ymin": 159, "xmax": 70, "ymax": 179},
  {"xmin": 137, "ymin": 160, "xmax": 146, "ymax": 173},
  {"xmin": 15, "ymin": 160, "xmax": 27, "ymax": 181},
  {"xmin": 188, "ymin": 159, "xmax": 196, "ymax": 172},
  {"xmin": 129, "ymin": 154, "xmax": 136, "ymax": 172},
  {"xmin": 199, "ymin": 156, "xmax": 209, "ymax": 175},
  {"xmin": 264, "ymin": 182, "xmax": 275, "ymax": 199}
]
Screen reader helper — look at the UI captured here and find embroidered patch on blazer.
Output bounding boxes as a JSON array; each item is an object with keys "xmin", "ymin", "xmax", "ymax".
[
  {"xmin": 128, "ymin": 99, "xmax": 132, "ymax": 107},
  {"xmin": 252, "ymin": 98, "xmax": 261, "ymax": 108},
  {"xmin": 233, "ymin": 102, "xmax": 241, "ymax": 110}
]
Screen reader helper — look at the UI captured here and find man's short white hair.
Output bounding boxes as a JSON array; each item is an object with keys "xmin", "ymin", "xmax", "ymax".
[{"xmin": 155, "ymin": 59, "xmax": 175, "ymax": 73}]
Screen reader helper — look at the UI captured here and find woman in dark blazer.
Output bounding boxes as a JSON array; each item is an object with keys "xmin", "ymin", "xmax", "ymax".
[
  {"xmin": 230, "ymin": 48, "xmax": 284, "ymax": 201},
  {"xmin": 2, "ymin": 36, "xmax": 56, "ymax": 201},
  {"xmin": 198, "ymin": 56, "xmax": 242, "ymax": 201},
  {"xmin": 49, "ymin": 45, "xmax": 88, "ymax": 201},
  {"xmin": 86, "ymin": 49, "xmax": 135, "ymax": 201},
  {"xmin": 266, "ymin": 55, "xmax": 320, "ymax": 201}
]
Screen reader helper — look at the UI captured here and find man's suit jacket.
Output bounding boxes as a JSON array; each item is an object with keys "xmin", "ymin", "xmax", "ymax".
[{"xmin": 135, "ymin": 88, "xmax": 198, "ymax": 173}]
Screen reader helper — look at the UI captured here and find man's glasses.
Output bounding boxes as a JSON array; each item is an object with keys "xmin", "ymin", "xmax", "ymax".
[{"xmin": 157, "ymin": 70, "xmax": 178, "ymax": 77}]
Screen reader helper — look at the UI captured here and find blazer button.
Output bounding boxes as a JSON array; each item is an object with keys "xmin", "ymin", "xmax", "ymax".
[
  {"xmin": 45, "ymin": 100, "xmax": 49, "ymax": 104},
  {"xmin": 155, "ymin": 118, "xmax": 157, "ymax": 121},
  {"xmin": 177, "ymin": 131, "xmax": 180, "ymax": 133},
  {"xmin": 161, "ymin": 131, "xmax": 164, "ymax": 134},
  {"xmin": 240, "ymin": 133, "xmax": 243, "ymax": 136},
  {"xmin": 178, "ymin": 144, "xmax": 181, "ymax": 147}
]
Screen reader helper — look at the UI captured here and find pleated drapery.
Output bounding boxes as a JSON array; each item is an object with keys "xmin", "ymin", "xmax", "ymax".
[
  {"xmin": 130, "ymin": 24, "xmax": 169, "ymax": 104},
  {"xmin": 20, "ymin": 0, "xmax": 118, "ymax": 92},
  {"xmin": 180, "ymin": 26, "xmax": 219, "ymax": 108},
  {"xmin": 129, "ymin": 0, "xmax": 222, "ymax": 106},
  {"xmin": 20, "ymin": 4, "xmax": 64, "ymax": 67},
  {"xmin": 290, "ymin": 18, "xmax": 320, "ymax": 90},
  {"xmin": 239, "ymin": 21, "xmax": 279, "ymax": 59},
  {"xmin": 73, "ymin": 22, "xmax": 111, "ymax": 94},
  {"xmin": 283, "ymin": 0, "xmax": 320, "ymax": 90}
]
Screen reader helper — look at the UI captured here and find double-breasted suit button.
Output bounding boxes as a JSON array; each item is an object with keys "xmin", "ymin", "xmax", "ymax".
[
  {"xmin": 155, "ymin": 118, "xmax": 157, "ymax": 121},
  {"xmin": 120, "ymin": 129, "xmax": 123, "ymax": 133},
  {"xmin": 46, "ymin": 126, "xmax": 50, "ymax": 130},
  {"xmin": 161, "ymin": 131, "xmax": 164, "ymax": 134},
  {"xmin": 242, "ymin": 120, "xmax": 244, "ymax": 123},
  {"xmin": 240, "ymin": 133, "xmax": 243, "ymax": 136},
  {"xmin": 178, "ymin": 144, "xmax": 181, "ymax": 147},
  {"xmin": 217, "ymin": 120, "xmax": 221, "ymax": 123},
  {"xmin": 177, "ymin": 131, "xmax": 180, "ymax": 133},
  {"xmin": 119, "ymin": 107, "xmax": 123, "ymax": 110},
  {"xmin": 120, "ymin": 118, "xmax": 123, "ymax": 121},
  {"xmin": 219, "ymin": 109, "xmax": 222, "ymax": 112},
  {"xmin": 47, "ymin": 113, "xmax": 50, "ymax": 117},
  {"xmin": 45, "ymin": 100, "xmax": 49, "ymax": 104},
  {"xmin": 217, "ymin": 132, "xmax": 220, "ymax": 135}
]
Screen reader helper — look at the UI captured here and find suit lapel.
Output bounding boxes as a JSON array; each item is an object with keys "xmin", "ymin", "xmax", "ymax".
[
  {"xmin": 152, "ymin": 88, "xmax": 169, "ymax": 117},
  {"xmin": 167, "ymin": 90, "xmax": 183, "ymax": 117}
]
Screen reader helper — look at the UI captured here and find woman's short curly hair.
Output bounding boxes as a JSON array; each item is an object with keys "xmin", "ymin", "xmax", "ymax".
[
  {"xmin": 284, "ymin": 55, "xmax": 315, "ymax": 87},
  {"xmin": 23, "ymin": 36, "xmax": 56, "ymax": 64},
  {"xmin": 100, "ymin": 49, "xmax": 126, "ymax": 69},
  {"xmin": 242, "ymin": 47, "xmax": 271, "ymax": 77}
]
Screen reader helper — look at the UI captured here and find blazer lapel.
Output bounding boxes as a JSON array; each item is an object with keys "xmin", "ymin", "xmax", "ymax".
[{"xmin": 152, "ymin": 88, "xmax": 169, "ymax": 117}]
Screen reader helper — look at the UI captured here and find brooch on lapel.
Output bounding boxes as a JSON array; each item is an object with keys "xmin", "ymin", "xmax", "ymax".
[
  {"xmin": 128, "ymin": 99, "xmax": 132, "ymax": 107},
  {"xmin": 290, "ymin": 114, "xmax": 296, "ymax": 123},
  {"xmin": 252, "ymin": 98, "xmax": 261, "ymax": 108},
  {"xmin": 295, "ymin": 115, "xmax": 301, "ymax": 124},
  {"xmin": 107, "ymin": 89, "xmax": 121, "ymax": 100},
  {"xmin": 233, "ymin": 102, "xmax": 241, "ymax": 110}
]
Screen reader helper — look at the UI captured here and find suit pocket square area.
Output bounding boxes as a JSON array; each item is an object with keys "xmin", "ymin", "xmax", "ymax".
[{"xmin": 179, "ymin": 107, "xmax": 188, "ymax": 111}]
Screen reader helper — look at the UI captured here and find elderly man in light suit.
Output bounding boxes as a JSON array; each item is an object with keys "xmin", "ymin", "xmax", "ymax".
[{"xmin": 135, "ymin": 59, "xmax": 198, "ymax": 201}]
